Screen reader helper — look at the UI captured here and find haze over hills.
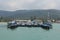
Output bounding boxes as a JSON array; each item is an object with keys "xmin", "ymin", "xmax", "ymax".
[{"xmin": 0, "ymin": 9, "xmax": 60, "ymax": 20}]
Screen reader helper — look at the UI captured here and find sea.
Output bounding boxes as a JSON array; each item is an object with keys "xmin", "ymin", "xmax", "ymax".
[{"xmin": 0, "ymin": 23, "xmax": 60, "ymax": 40}]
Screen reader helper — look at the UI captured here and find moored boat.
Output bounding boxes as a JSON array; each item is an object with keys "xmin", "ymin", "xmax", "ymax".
[{"xmin": 7, "ymin": 20, "xmax": 52, "ymax": 29}]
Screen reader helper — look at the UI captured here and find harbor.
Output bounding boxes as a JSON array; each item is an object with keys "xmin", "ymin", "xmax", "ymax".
[{"xmin": 7, "ymin": 19, "xmax": 52, "ymax": 30}]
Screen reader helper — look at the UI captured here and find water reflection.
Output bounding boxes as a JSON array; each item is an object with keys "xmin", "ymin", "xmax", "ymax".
[
  {"xmin": 7, "ymin": 26, "xmax": 51, "ymax": 30},
  {"xmin": 7, "ymin": 26, "xmax": 18, "ymax": 30},
  {"xmin": 41, "ymin": 27, "xmax": 50, "ymax": 30}
]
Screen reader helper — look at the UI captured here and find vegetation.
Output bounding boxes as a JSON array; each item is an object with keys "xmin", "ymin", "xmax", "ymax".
[{"xmin": 0, "ymin": 9, "xmax": 60, "ymax": 22}]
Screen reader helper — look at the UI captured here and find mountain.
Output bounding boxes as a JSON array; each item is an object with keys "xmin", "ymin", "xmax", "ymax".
[{"xmin": 0, "ymin": 9, "xmax": 60, "ymax": 20}]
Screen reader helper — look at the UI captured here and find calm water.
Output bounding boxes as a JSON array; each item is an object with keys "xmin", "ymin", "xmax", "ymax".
[{"xmin": 0, "ymin": 23, "xmax": 60, "ymax": 40}]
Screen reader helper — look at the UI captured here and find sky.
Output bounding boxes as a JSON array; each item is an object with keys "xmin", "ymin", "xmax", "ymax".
[{"xmin": 0, "ymin": 0, "xmax": 60, "ymax": 11}]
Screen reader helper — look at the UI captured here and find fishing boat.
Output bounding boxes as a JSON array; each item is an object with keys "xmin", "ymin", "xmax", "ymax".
[
  {"xmin": 40, "ymin": 12, "xmax": 52, "ymax": 29},
  {"xmin": 40, "ymin": 21, "xmax": 52, "ymax": 29}
]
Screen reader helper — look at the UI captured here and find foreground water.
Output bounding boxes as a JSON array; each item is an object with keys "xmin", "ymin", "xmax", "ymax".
[{"xmin": 0, "ymin": 23, "xmax": 60, "ymax": 40}]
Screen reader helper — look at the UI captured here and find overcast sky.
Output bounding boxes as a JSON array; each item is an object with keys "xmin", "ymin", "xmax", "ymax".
[{"xmin": 0, "ymin": 0, "xmax": 60, "ymax": 11}]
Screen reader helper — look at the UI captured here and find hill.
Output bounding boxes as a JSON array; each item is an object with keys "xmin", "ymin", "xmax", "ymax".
[{"xmin": 0, "ymin": 9, "xmax": 60, "ymax": 20}]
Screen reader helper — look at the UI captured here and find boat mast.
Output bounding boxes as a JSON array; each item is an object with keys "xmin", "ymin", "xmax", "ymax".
[{"xmin": 48, "ymin": 12, "xmax": 50, "ymax": 20}]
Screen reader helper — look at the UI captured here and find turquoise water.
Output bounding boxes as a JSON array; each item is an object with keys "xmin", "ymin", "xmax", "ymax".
[{"xmin": 0, "ymin": 23, "xmax": 60, "ymax": 40}]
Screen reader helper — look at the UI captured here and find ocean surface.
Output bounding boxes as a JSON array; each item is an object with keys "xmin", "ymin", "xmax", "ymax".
[{"xmin": 0, "ymin": 23, "xmax": 60, "ymax": 40}]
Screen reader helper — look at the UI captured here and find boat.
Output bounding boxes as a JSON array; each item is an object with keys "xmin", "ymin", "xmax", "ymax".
[
  {"xmin": 7, "ymin": 19, "xmax": 52, "ymax": 29},
  {"xmin": 40, "ymin": 21, "xmax": 52, "ymax": 29},
  {"xmin": 40, "ymin": 12, "xmax": 52, "ymax": 29},
  {"xmin": 7, "ymin": 20, "xmax": 41, "ymax": 27}
]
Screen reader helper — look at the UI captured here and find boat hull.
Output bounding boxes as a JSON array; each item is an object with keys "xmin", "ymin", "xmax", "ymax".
[{"xmin": 7, "ymin": 24, "xmax": 52, "ymax": 30}]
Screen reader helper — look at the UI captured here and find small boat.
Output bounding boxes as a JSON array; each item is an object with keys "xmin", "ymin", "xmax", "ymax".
[
  {"xmin": 40, "ymin": 22, "xmax": 52, "ymax": 29},
  {"xmin": 7, "ymin": 21, "xmax": 18, "ymax": 28}
]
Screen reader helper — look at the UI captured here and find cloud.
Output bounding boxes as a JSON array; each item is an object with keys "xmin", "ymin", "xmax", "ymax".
[
  {"xmin": 41, "ymin": 0, "xmax": 57, "ymax": 9},
  {"xmin": 0, "ymin": 0, "xmax": 59, "ymax": 11}
]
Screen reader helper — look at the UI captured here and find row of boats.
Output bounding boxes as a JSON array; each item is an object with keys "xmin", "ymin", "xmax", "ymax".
[{"xmin": 7, "ymin": 20, "xmax": 52, "ymax": 29}]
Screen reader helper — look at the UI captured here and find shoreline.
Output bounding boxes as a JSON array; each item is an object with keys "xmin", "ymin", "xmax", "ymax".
[
  {"xmin": 0, "ymin": 22, "xmax": 7, "ymax": 23},
  {"xmin": 0, "ymin": 22, "xmax": 60, "ymax": 24}
]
